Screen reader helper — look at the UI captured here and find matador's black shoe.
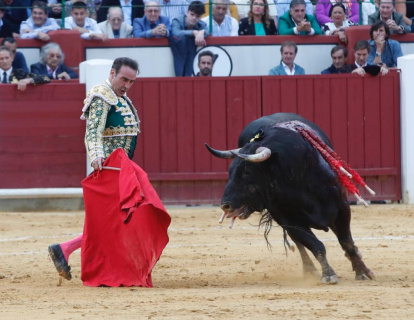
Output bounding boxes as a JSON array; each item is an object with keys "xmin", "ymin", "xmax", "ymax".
[{"xmin": 48, "ymin": 244, "xmax": 72, "ymax": 280}]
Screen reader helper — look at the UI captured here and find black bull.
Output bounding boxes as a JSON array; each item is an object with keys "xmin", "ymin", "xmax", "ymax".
[{"xmin": 205, "ymin": 113, "xmax": 375, "ymax": 284}]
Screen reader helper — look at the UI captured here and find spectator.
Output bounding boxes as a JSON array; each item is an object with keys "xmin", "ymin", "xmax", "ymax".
[
  {"xmin": 0, "ymin": 0, "xmax": 14, "ymax": 37},
  {"xmin": 315, "ymin": 0, "xmax": 359, "ymax": 27},
  {"xmin": 238, "ymin": 0, "xmax": 277, "ymax": 35},
  {"xmin": 169, "ymin": 0, "xmax": 209, "ymax": 76},
  {"xmin": 269, "ymin": 41, "xmax": 305, "ymax": 75},
  {"xmin": 201, "ymin": 0, "xmax": 238, "ymax": 36},
  {"xmin": 0, "ymin": 46, "xmax": 50, "ymax": 90},
  {"xmin": 133, "ymin": 1, "xmax": 170, "ymax": 38},
  {"xmin": 65, "ymin": 1, "xmax": 108, "ymax": 40},
  {"xmin": 1, "ymin": 0, "xmax": 28, "ymax": 35},
  {"xmin": 275, "ymin": 0, "xmax": 313, "ymax": 22},
  {"xmin": 367, "ymin": 20, "xmax": 403, "ymax": 68},
  {"xmin": 350, "ymin": 39, "xmax": 388, "ymax": 76},
  {"xmin": 19, "ymin": 1, "xmax": 59, "ymax": 40},
  {"xmin": 1, "ymin": 37, "xmax": 29, "ymax": 72},
  {"xmin": 235, "ymin": 0, "xmax": 277, "ymax": 24},
  {"xmin": 361, "ymin": 0, "xmax": 377, "ymax": 25},
  {"xmin": 84, "ymin": 0, "xmax": 102, "ymax": 20},
  {"xmin": 368, "ymin": 0, "xmax": 410, "ymax": 34},
  {"xmin": 47, "ymin": 0, "xmax": 71, "ymax": 20},
  {"xmin": 322, "ymin": 3, "xmax": 356, "ymax": 44},
  {"xmin": 395, "ymin": 0, "xmax": 414, "ymax": 31},
  {"xmin": 157, "ymin": 0, "xmax": 188, "ymax": 23},
  {"xmin": 279, "ymin": 0, "xmax": 322, "ymax": 35},
  {"xmin": 203, "ymin": 0, "xmax": 240, "ymax": 21},
  {"xmin": 31, "ymin": 42, "xmax": 78, "ymax": 80},
  {"xmin": 321, "ymin": 45, "xmax": 352, "ymax": 74},
  {"xmin": 97, "ymin": 0, "xmax": 144, "ymax": 25},
  {"xmin": 196, "ymin": 50, "xmax": 214, "ymax": 76},
  {"xmin": 99, "ymin": 6, "xmax": 133, "ymax": 38}
]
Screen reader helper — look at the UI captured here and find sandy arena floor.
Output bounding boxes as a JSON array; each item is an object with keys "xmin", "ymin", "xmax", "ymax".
[{"xmin": 0, "ymin": 204, "xmax": 413, "ymax": 320}]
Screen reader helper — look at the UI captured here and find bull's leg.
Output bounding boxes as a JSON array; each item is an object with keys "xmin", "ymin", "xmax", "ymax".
[
  {"xmin": 286, "ymin": 227, "xmax": 338, "ymax": 284},
  {"xmin": 288, "ymin": 234, "xmax": 319, "ymax": 276},
  {"xmin": 329, "ymin": 204, "xmax": 375, "ymax": 280}
]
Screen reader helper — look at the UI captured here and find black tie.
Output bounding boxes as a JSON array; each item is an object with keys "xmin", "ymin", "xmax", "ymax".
[
  {"xmin": 2, "ymin": 71, "xmax": 7, "ymax": 84},
  {"xmin": 150, "ymin": 23, "xmax": 156, "ymax": 29}
]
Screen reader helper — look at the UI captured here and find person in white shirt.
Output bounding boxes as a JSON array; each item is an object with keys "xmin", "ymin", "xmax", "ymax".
[
  {"xmin": 19, "ymin": 1, "xmax": 59, "ymax": 41},
  {"xmin": 201, "ymin": 0, "xmax": 238, "ymax": 36},
  {"xmin": 64, "ymin": 1, "xmax": 108, "ymax": 40}
]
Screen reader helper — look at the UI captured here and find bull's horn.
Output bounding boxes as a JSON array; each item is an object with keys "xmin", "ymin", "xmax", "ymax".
[
  {"xmin": 235, "ymin": 147, "xmax": 272, "ymax": 162},
  {"xmin": 205, "ymin": 143, "xmax": 240, "ymax": 159}
]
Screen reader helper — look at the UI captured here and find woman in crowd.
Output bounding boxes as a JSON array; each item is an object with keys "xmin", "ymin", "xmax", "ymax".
[
  {"xmin": 31, "ymin": 42, "xmax": 78, "ymax": 80},
  {"xmin": 322, "ymin": 3, "xmax": 356, "ymax": 44},
  {"xmin": 367, "ymin": 20, "xmax": 403, "ymax": 68},
  {"xmin": 315, "ymin": 0, "xmax": 359, "ymax": 27},
  {"xmin": 238, "ymin": 0, "xmax": 277, "ymax": 35}
]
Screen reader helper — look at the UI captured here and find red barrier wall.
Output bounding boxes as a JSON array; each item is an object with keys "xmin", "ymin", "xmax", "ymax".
[
  {"xmin": 0, "ymin": 82, "xmax": 86, "ymax": 188},
  {"xmin": 0, "ymin": 74, "xmax": 401, "ymax": 203}
]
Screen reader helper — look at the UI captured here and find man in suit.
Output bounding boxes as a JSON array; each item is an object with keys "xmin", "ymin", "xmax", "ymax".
[
  {"xmin": 1, "ymin": 37, "xmax": 29, "ymax": 72},
  {"xmin": 97, "ymin": 0, "xmax": 144, "ymax": 25},
  {"xmin": 0, "ymin": 0, "xmax": 14, "ymax": 38},
  {"xmin": 269, "ymin": 41, "xmax": 305, "ymax": 75},
  {"xmin": 278, "ymin": 0, "xmax": 322, "ymax": 35},
  {"xmin": 368, "ymin": 0, "xmax": 410, "ymax": 34},
  {"xmin": 1, "ymin": 0, "xmax": 28, "ymax": 36},
  {"xmin": 350, "ymin": 40, "xmax": 388, "ymax": 77},
  {"xmin": 133, "ymin": 1, "xmax": 170, "ymax": 38},
  {"xmin": 98, "ymin": 6, "xmax": 133, "ymax": 38},
  {"xmin": 0, "ymin": 46, "xmax": 49, "ymax": 90},
  {"xmin": 321, "ymin": 45, "xmax": 353, "ymax": 74},
  {"xmin": 30, "ymin": 42, "xmax": 78, "ymax": 80}
]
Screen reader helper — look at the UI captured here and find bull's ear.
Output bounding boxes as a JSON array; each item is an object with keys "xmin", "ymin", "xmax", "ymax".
[{"xmin": 205, "ymin": 143, "xmax": 239, "ymax": 159}]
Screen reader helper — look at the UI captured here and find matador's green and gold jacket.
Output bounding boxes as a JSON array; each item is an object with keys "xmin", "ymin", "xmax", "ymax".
[{"xmin": 81, "ymin": 80, "xmax": 140, "ymax": 163}]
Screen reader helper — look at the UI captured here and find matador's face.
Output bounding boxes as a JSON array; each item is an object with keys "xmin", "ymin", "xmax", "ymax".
[{"xmin": 109, "ymin": 65, "xmax": 136, "ymax": 97}]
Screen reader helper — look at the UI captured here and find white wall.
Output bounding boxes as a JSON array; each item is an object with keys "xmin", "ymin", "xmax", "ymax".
[{"xmin": 398, "ymin": 54, "xmax": 414, "ymax": 204}]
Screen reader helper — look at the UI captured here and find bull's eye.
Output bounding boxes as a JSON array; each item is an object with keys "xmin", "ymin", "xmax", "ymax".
[{"xmin": 248, "ymin": 185, "xmax": 256, "ymax": 194}]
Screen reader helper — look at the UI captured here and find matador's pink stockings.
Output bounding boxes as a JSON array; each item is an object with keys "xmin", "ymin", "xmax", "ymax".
[{"xmin": 60, "ymin": 234, "xmax": 83, "ymax": 262}]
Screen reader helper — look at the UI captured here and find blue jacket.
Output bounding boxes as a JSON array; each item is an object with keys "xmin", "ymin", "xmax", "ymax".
[
  {"xmin": 269, "ymin": 61, "xmax": 306, "ymax": 75},
  {"xmin": 367, "ymin": 39, "xmax": 403, "ymax": 68},
  {"xmin": 169, "ymin": 15, "xmax": 209, "ymax": 77},
  {"xmin": 30, "ymin": 62, "xmax": 78, "ymax": 79},
  {"xmin": 133, "ymin": 15, "xmax": 171, "ymax": 38},
  {"xmin": 12, "ymin": 52, "xmax": 29, "ymax": 73}
]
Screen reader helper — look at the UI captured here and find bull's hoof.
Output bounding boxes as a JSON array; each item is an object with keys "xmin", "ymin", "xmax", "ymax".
[
  {"xmin": 321, "ymin": 274, "xmax": 339, "ymax": 284},
  {"xmin": 355, "ymin": 270, "xmax": 375, "ymax": 281}
]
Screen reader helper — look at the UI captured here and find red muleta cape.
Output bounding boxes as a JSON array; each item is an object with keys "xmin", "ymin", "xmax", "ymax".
[{"xmin": 80, "ymin": 149, "xmax": 171, "ymax": 287}]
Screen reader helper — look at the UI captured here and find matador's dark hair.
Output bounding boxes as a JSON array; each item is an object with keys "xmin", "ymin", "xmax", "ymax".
[{"xmin": 112, "ymin": 57, "xmax": 139, "ymax": 75}]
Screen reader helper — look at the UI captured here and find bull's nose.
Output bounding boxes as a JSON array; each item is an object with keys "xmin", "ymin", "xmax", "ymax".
[{"xmin": 220, "ymin": 203, "xmax": 231, "ymax": 211}]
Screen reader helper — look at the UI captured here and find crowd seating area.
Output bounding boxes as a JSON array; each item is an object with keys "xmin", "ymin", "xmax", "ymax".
[{"xmin": 1, "ymin": 1, "xmax": 414, "ymax": 78}]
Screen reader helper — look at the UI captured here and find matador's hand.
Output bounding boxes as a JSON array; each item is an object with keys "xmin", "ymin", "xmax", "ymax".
[{"xmin": 92, "ymin": 157, "xmax": 104, "ymax": 171}]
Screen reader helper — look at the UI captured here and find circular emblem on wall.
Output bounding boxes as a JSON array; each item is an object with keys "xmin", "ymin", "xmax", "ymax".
[{"xmin": 193, "ymin": 45, "xmax": 233, "ymax": 77}]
